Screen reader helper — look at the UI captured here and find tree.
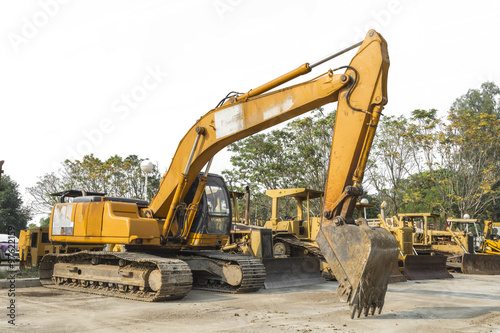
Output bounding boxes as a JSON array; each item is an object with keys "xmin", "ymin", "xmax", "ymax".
[
  {"xmin": 366, "ymin": 115, "xmax": 415, "ymax": 216},
  {"xmin": 405, "ymin": 107, "xmax": 500, "ymax": 220},
  {"xmin": 223, "ymin": 109, "xmax": 336, "ymax": 220},
  {"xmin": 28, "ymin": 154, "xmax": 161, "ymax": 216},
  {"xmin": 39, "ymin": 216, "xmax": 50, "ymax": 227},
  {"xmin": 0, "ymin": 174, "xmax": 32, "ymax": 236},
  {"xmin": 452, "ymin": 82, "xmax": 500, "ymax": 117}
]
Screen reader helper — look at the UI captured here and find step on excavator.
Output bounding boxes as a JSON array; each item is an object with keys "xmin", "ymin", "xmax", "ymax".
[{"xmin": 40, "ymin": 30, "xmax": 398, "ymax": 318}]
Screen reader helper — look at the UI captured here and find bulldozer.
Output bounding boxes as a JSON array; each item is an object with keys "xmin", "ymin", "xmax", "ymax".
[
  {"xmin": 398, "ymin": 213, "xmax": 500, "ymax": 275},
  {"xmin": 260, "ymin": 189, "xmax": 409, "ymax": 284},
  {"xmin": 227, "ymin": 188, "xmax": 326, "ymax": 289},
  {"xmin": 376, "ymin": 212, "xmax": 452, "ymax": 281},
  {"xmin": 40, "ymin": 30, "xmax": 397, "ymax": 318}
]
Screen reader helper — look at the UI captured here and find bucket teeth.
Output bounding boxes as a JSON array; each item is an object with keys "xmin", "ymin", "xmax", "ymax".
[{"xmin": 316, "ymin": 224, "xmax": 398, "ymax": 319}]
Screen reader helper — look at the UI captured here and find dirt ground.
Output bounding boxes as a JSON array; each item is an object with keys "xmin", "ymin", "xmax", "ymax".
[{"xmin": 1, "ymin": 273, "xmax": 500, "ymax": 332}]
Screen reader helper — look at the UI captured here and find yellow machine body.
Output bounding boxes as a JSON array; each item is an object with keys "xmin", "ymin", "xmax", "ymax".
[
  {"xmin": 18, "ymin": 227, "xmax": 101, "ymax": 269},
  {"xmin": 482, "ymin": 221, "xmax": 500, "ymax": 254},
  {"xmin": 43, "ymin": 30, "xmax": 398, "ymax": 317},
  {"xmin": 264, "ymin": 188, "xmax": 323, "ymax": 242}
]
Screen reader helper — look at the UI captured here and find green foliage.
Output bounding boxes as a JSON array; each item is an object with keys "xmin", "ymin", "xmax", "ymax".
[
  {"xmin": 222, "ymin": 82, "xmax": 500, "ymax": 223},
  {"xmin": 28, "ymin": 154, "xmax": 161, "ymax": 215},
  {"xmin": 452, "ymin": 81, "xmax": 500, "ymax": 116},
  {"xmin": 0, "ymin": 175, "xmax": 32, "ymax": 236},
  {"xmin": 367, "ymin": 115, "xmax": 414, "ymax": 216},
  {"xmin": 223, "ymin": 108, "xmax": 336, "ymax": 220},
  {"xmin": 367, "ymin": 82, "xmax": 500, "ymax": 220},
  {"xmin": 39, "ymin": 216, "xmax": 50, "ymax": 227}
]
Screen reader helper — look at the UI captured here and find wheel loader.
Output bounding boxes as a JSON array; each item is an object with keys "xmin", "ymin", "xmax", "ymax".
[
  {"xmin": 41, "ymin": 30, "xmax": 398, "ymax": 318},
  {"xmin": 398, "ymin": 213, "xmax": 500, "ymax": 275}
]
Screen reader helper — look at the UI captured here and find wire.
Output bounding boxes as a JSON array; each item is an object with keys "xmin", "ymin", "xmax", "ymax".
[
  {"xmin": 332, "ymin": 65, "xmax": 364, "ymax": 112},
  {"xmin": 215, "ymin": 91, "xmax": 241, "ymax": 108}
]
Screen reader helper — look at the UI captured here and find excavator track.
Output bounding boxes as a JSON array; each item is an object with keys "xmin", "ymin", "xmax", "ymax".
[
  {"xmin": 39, "ymin": 251, "xmax": 193, "ymax": 302},
  {"xmin": 180, "ymin": 251, "xmax": 266, "ymax": 293}
]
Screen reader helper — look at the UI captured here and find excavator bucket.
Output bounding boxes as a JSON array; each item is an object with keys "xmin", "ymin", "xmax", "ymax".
[
  {"xmin": 461, "ymin": 253, "xmax": 500, "ymax": 275},
  {"xmin": 316, "ymin": 224, "xmax": 398, "ymax": 318},
  {"xmin": 402, "ymin": 255, "xmax": 453, "ymax": 280},
  {"xmin": 262, "ymin": 257, "xmax": 326, "ymax": 289}
]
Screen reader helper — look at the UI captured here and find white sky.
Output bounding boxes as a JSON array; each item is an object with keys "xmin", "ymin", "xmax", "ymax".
[{"xmin": 1, "ymin": 0, "xmax": 500, "ymax": 221}]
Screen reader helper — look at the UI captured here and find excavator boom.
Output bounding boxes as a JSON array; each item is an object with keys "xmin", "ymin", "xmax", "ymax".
[{"xmin": 315, "ymin": 31, "xmax": 399, "ymax": 318}]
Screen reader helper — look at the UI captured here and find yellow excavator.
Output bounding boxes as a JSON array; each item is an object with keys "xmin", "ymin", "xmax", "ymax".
[{"xmin": 40, "ymin": 30, "xmax": 398, "ymax": 318}]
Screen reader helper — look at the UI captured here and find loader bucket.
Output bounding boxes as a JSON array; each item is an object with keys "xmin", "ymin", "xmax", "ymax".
[
  {"xmin": 316, "ymin": 224, "xmax": 399, "ymax": 318},
  {"xmin": 461, "ymin": 253, "xmax": 500, "ymax": 275},
  {"xmin": 402, "ymin": 255, "xmax": 453, "ymax": 280},
  {"xmin": 262, "ymin": 257, "xmax": 326, "ymax": 289}
]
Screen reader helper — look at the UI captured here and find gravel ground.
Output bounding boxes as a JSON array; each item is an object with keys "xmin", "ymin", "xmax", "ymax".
[{"xmin": 1, "ymin": 273, "xmax": 500, "ymax": 332}]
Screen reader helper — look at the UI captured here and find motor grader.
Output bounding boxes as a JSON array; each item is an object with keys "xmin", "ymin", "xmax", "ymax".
[{"xmin": 41, "ymin": 30, "xmax": 397, "ymax": 318}]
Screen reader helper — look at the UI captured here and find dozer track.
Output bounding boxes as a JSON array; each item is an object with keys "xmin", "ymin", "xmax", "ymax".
[
  {"xmin": 39, "ymin": 251, "xmax": 193, "ymax": 302},
  {"xmin": 179, "ymin": 251, "xmax": 266, "ymax": 293},
  {"xmin": 274, "ymin": 236, "xmax": 335, "ymax": 280},
  {"xmin": 275, "ymin": 235, "xmax": 324, "ymax": 258}
]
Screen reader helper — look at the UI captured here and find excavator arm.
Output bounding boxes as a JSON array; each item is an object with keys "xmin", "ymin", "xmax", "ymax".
[{"xmin": 147, "ymin": 30, "xmax": 398, "ymax": 317}]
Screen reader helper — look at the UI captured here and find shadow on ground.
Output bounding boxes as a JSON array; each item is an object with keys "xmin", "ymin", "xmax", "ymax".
[{"xmin": 375, "ymin": 306, "xmax": 500, "ymax": 320}]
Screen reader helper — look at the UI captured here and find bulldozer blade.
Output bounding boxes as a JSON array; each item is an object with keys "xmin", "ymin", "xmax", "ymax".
[
  {"xmin": 316, "ymin": 224, "xmax": 398, "ymax": 318},
  {"xmin": 402, "ymin": 255, "xmax": 453, "ymax": 280},
  {"xmin": 262, "ymin": 257, "xmax": 326, "ymax": 289},
  {"xmin": 461, "ymin": 253, "xmax": 500, "ymax": 275},
  {"xmin": 388, "ymin": 258, "xmax": 406, "ymax": 283}
]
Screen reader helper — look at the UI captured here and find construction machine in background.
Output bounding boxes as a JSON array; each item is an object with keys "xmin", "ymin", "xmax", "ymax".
[
  {"xmin": 264, "ymin": 188, "xmax": 334, "ymax": 283},
  {"xmin": 376, "ymin": 211, "xmax": 452, "ymax": 281},
  {"xmin": 18, "ymin": 227, "xmax": 102, "ymax": 269},
  {"xmin": 228, "ymin": 188, "xmax": 326, "ymax": 289},
  {"xmin": 482, "ymin": 221, "xmax": 500, "ymax": 254},
  {"xmin": 264, "ymin": 189, "xmax": 323, "ymax": 254},
  {"xmin": 41, "ymin": 30, "xmax": 397, "ymax": 318},
  {"xmin": 18, "ymin": 191, "xmax": 113, "ymax": 269},
  {"xmin": 398, "ymin": 213, "xmax": 500, "ymax": 275}
]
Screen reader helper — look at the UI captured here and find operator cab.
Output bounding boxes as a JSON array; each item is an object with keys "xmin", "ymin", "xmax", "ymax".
[{"xmin": 184, "ymin": 173, "xmax": 232, "ymax": 237}]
